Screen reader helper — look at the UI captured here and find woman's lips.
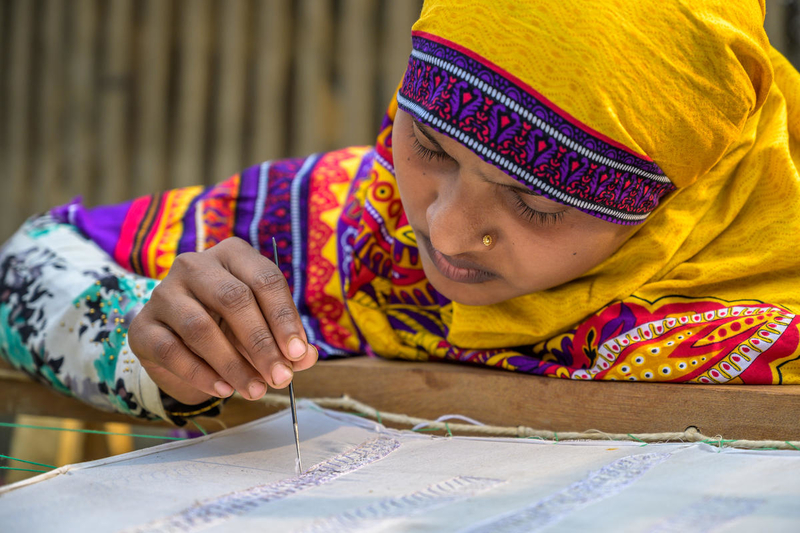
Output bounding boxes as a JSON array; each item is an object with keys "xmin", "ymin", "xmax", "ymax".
[{"xmin": 418, "ymin": 233, "xmax": 497, "ymax": 284}]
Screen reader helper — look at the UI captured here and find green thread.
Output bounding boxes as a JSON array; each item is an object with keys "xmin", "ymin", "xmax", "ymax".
[
  {"xmin": 627, "ymin": 433, "xmax": 648, "ymax": 447},
  {"xmin": 706, "ymin": 438, "xmax": 738, "ymax": 446},
  {"xmin": 787, "ymin": 441, "xmax": 800, "ymax": 451},
  {"xmin": 0, "ymin": 466, "xmax": 50, "ymax": 474},
  {"xmin": 554, "ymin": 432, "xmax": 559, "ymax": 443},
  {"xmin": 190, "ymin": 419, "xmax": 208, "ymax": 436},
  {"xmin": 445, "ymin": 423, "xmax": 452, "ymax": 437},
  {"xmin": 0, "ymin": 422, "xmax": 185, "ymax": 441},
  {"xmin": 701, "ymin": 437, "xmax": 738, "ymax": 452},
  {"xmin": 0, "ymin": 453, "xmax": 55, "ymax": 470},
  {"xmin": 375, "ymin": 410, "xmax": 383, "ymax": 425}
]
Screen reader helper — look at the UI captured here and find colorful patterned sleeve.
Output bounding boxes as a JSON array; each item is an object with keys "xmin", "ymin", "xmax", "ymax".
[{"xmin": 0, "ymin": 149, "xmax": 372, "ymax": 422}]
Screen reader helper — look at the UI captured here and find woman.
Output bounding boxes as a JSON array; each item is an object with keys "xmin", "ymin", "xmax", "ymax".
[{"xmin": 1, "ymin": 0, "xmax": 798, "ymax": 424}]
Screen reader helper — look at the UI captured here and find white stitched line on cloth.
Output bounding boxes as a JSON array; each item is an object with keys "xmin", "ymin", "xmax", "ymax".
[
  {"xmin": 299, "ymin": 476, "xmax": 505, "ymax": 533},
  {"xmin": 647, "ymin": 495, "xmax": 764, "ymax": 532},
  {"xmin": 124, "ymin": 437, "xmax": 401, "ymax": 533},
  {"xmin": 461, "ymin": 452, "xmax": 671, "ymax": 533}
]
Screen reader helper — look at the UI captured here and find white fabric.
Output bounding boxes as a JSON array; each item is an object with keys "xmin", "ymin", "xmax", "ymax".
[{"xmin": 1, "ymin": 402, "xmax": 799, "ymax": 532}]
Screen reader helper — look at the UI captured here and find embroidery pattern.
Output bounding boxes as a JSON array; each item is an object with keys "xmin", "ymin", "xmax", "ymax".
[
  {"xmin": 195, "ymin": 174, "xmax": 239, "ymax": 252},
  {"xmin": 126, "ymin": 437, "xmax": 401, "ymax": 533},
  {"xmin": 648, "ymin": 496, "xmax": 764, "ymax": 532},
  {"xmin": 568, "ymin": 304, "xmax": 798, "ymax": 384},
  {"xmin": 399, "ymin": 33, "xmax": 675, "ymax": 224},
  {"xmin": 501, "ymin": 298, "xmax": 800, "ymax": 384},
  {"xmin": 304, "ymin": 149, "xmax": 367, "ymax": 356},
  {"xmin": 302, "ymin": 476, "xmax": 504, "ymax": 533},
  {"xmin": 463, "ymin": 453, "xmax": 670, "ymax": 532}
]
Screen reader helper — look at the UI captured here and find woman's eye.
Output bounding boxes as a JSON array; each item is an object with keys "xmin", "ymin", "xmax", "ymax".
[
  {"xmin": 410, "ymin": 135, "xmax": 452, "ymax": 163},
  {"xmin": 513, "ymin": 195, "xmax": 564, "ymax": 226}
]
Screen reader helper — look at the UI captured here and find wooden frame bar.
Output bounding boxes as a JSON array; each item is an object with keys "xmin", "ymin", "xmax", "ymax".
[{"xmin": 2, "ymin": 358, "xmax": 799, "ymax": 441}]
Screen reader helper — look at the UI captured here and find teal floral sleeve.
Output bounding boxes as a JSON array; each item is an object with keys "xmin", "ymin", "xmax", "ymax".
[{"xmin": 0, "ymin": 215, "xmax": 222, "ymax": 423}]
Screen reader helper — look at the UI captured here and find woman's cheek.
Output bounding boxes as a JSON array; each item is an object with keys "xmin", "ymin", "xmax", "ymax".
[{"xmin": 395, "ymin": 161, "xmax": 430, "ymax": 227}]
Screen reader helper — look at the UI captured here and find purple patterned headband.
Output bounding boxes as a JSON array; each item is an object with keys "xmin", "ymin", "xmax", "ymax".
[{"xmin": 397, "ymin": 32, "xmax": 676, "ymax": 225}]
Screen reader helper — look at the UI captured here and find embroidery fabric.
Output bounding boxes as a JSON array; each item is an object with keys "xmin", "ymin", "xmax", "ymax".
[
  {"xmin": 647, "ymin": 496, "xmax": 764, "ymax": 533},
  {"xmin": 2, "ymin": 405, "xmax": 800, "ymax": 532},
  {"xmin": 124, "ymin": 437, "xmax": 401, "ymax": 533},
  {"xmin": 301, "ymin": 476, "xmax": 504, "ymax": 533},
  {"xmin": 463, "ymin": 453, "xmax": 671, "ymax": 533}
]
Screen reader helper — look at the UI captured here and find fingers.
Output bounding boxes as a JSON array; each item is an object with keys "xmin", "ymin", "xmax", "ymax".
[
  {"xmin": 202, "ymin": 239, "xmax": 310, "ymax": 387},
  {"xmin": 129, "ymin": 312, "xmax": 229, "ymax": 400},
  {"xmin": 291, "ymin": 343, "xmax": 319, "ymax": 373},
  {"xmin": 132, "ymin": 284, "xmax": 268, "ymax": 400},
  {"xmin": 167, "ymin": 295, "xmax": 268, "ymax": 398},
  {"xmin": 128, "ymin": 236, "xmax": 320, "ymax": 405}
]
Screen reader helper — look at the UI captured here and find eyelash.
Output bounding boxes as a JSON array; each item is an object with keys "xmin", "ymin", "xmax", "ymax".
[
  {"xmin": 513, "ymin": 195, "xmax": 565, "ymax": 226},
  {"xmin": 411, "ymin": 136, "xmax": 452, "ymax": 163},
  {"xmin": 410, "ymin": 129, "xmax": 563, "ymax": 226}
]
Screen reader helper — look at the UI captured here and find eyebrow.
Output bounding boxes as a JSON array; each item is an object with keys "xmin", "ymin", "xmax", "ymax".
[
  {"xmin": 412, "ymin": 119, "xmax": 446, "ymax": 151},
  {"xmin": 500, "ymin": 183, "xmax": 539, "ymax": 196}
]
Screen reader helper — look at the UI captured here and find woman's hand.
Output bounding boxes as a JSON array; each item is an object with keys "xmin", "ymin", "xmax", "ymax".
[{"xmin": 128, "ymin": 237, "xmax": 318, "ymax": 406}]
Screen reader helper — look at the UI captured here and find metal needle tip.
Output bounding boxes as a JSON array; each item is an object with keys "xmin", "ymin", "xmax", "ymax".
[
  {"xmin": 273, "ymin": 237, "xmax": 303, "ymax": 474},
  {"xmin": 289, "ymin": 382, "xmax": 303, "ymax": 473}
]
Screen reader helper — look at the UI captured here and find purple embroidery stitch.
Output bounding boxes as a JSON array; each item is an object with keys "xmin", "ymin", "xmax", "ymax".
[
  {"xmin": 301, "ymin": 476, "xmax": 504, "ymax": 533},
  {"xmin": 125, "ymin": 437, "xmax": 401, "ymax": 533}
]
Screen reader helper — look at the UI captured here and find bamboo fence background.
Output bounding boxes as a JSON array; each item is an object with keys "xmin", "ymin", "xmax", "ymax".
[{"xmin": 0, "ymin": 0, "xmax": 798, "ymax": 241}]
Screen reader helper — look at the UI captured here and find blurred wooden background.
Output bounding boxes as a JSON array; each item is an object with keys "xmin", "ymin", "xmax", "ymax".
[
  {"xmin": 0, "ymin": 0, "xmax": 423, "ymax": 240},
  {"xmin": 0, "ymin": 0, "xmax": 798, "ymax": 241}
]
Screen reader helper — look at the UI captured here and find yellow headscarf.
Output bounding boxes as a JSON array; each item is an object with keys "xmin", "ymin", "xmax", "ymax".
[{"xmin": 344, "ymin": 0, "xmax": 800, "ymax": 384}]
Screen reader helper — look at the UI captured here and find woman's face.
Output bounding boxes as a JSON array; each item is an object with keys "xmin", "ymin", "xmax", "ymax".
[{"xmin": 392, "ymin": 109, "xmax": 637, "ymax": 306}]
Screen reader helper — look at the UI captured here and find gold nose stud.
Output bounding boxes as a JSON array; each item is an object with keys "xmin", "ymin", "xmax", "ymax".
[{"xmin": 482, "ymin": 234, "xmax": 493, "ymax": 247}]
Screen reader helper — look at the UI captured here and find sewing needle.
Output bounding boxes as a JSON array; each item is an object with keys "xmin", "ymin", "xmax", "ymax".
[{"xmin": 273, "ymin": 237, "xmax": 303, "ymax": 474}]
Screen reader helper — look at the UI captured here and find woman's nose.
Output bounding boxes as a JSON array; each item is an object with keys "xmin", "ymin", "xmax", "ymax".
[{"xmin": 427, "ymin": 182, "xmax": 489, "ymax": 256}]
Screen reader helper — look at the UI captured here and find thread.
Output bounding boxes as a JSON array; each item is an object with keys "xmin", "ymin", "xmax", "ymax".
[
  {"xmin": 191, "ymin": 419, "xmax": 208, "ymax": 436},
  {"xmin": 254, "ymin": 394, "xmax": 800, "ymax": 451},
  {"xmin": 0, "ymin": 466, "xmax": 50, "ymax": 474},
  {"xmin": 0, "ymin": 453, "xmax": 55, "ymax": 469},
  {"xmin": 627, "ymin": 434, "xmax": 648, "ymax": 447},
  {"xmin": 0, "ymin": 421, "xmax": 186, "ymax": 440}
]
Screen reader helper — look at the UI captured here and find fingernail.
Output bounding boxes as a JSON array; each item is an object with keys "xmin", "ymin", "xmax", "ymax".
[
  {"xmin": 248, "ymin": 380, "xmax": 267, "ymax": 399},
  {"xmin": 214, "ymin": 381, "xmax": 234, "ymax": 397},
  {"xmin": 287, "ymin": 337, "xmax": 307, "ymax": 360},
  {"xmin": 272, "ymin": 363, "xmax": 293, "ymax": 387}
]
